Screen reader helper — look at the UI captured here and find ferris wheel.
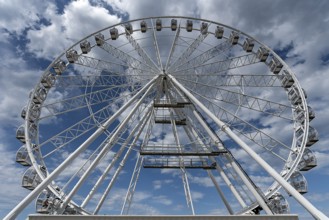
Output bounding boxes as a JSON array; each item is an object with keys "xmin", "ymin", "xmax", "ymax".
[{"xmin": 6, "ymin": 16, "xmax": 328, "ymax": 219}]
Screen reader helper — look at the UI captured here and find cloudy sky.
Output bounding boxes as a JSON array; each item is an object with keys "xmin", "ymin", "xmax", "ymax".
[{"xmin": 1, "ymin": 0, "xmax": 329, "ymax": 219}]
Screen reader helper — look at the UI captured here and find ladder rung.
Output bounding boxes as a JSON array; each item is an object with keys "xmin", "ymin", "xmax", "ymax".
[
  {"xmin": 143, "ymin": 164, "xmax": 216, "ymax": 169},
  {"xmin": 154, "ymin": 120, "xmax": 187, "ymax": 125},
  {"xmin": 140, "ymin": 151, "xmax": 222, "ymax": 156},
  {"xmin": 153, "ymin": 103, "xmax": 185, "ymax": 108}
]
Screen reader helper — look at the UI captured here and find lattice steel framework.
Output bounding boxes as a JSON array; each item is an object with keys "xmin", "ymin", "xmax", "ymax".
[{"xmin": 7, "ymin": 16, "xmax": 327, "ymax": 220}]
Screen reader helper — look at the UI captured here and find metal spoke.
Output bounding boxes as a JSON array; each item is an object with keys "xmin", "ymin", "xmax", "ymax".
[
  {"xmin": 186, "ymin": 92, "xmax": 292, "ymax": 160},
  {"xmin": 167, "ymin": 30, "xmax": 209, "ymax": 72},
  {"xmin": 171, "ymin": 53, "xmax": 260, "ymax": 76},
  {"xmin": 41, "ymin": 82, "xmax": 144, "ymax": 120},
  {"xmin": 55, "ymin": 74, "xmax": 154, "ymax": 88},
  {"xmin": 151, "ymin": 18, "xmax": 164, "ymax": 70},
  {"xmin": 98, "ymin": 40, "xmax": 156, "ymax": 74},
  {"xmin": 172, "ymin": 37, "xmax": 232, "ymax": 72},
  {"xmin": 125, "ymin": 34, "xmax": 160, "ymax": 72},
  {"xmin": 7, "ymin": 17, "xmax": 326, "ymax": 220},
  {"xmin": 175, "ymin": 74, "xmax": 282, "ymax": 88},
  {"xmin": 165, "ymin": 23, "xmax": 181, "ymax": 70},
  {"xmin": 176, "ymin": 76, "xmax": 294, "ymax": 121}
]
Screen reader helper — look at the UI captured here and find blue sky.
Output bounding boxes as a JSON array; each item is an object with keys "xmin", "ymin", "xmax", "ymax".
[{"xmin": 1, "ymin": 0, "xmax": 329, "ymax": 219}]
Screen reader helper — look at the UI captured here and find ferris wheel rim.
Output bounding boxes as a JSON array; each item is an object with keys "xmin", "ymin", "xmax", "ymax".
[{"xmin": 20, "ymin": 16, "xmax": 314, "ymax": 216}]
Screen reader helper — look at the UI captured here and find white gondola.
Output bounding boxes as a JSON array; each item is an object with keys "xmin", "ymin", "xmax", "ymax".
[
  {"xmin": 295, "ymin": 105, "xmax": 315, "ymax": 123},
  {"xmin": 16, "ymin": 145, "xmax": 31, "ymax": 166},
  {"xmin": 229, "ymin": 31, "xmax": 239, "ymax": 45},
  {"xmin": 140, "ymin": 20, "xmax": 147, "ymax": 33},
  {"xmin": 215, "ymin": 26, "xmax": 224, "ymax": 39},
  {"xmin": 53, "ymin": 60, "xmax": 66, "ymax": 75},
  {"xmin": 125, "ymin": 23, "xmax": 133, "ymax": 35},
  {"xmin": 36, "ymin": 190, "xmax": 52, "ymax": 214},
  {"xmin": 155, "ymin": 19, "xmax": 162, "ymax": 31},
  {"xmin": 288, "ymin": 171, "xmax": 308, "ymax": 194},
  {"xmin": 36, "ymin": 189, "xmax": 62, "ymax": 214},
  {"xmin": 281, "ymin": 70, "xmax": 294, "ymax": 88},
  {"xmin": 110, "ymin": 28, "xmax": 119, "ymax": 40},
  {"xmin": 306, "ymin": 126, "xmax": 319, "ymax": 146},
  {"xmin": 80, "ymin": 40, "xmax": 91, "ymax": 54},
  {"xmin": 256, "ymin": 47, "xmax": 269, "ymax": 62},
  {"xmin": 21, "ymin": 106, "xmax": 26, "ymax": 119},
  {"xmin": 22, "ymin": 166, "xmax": 47, "ymax": 190},
  {"xmin": 95, "ymin": 33, "xmax": 105, "ymax": 46},
  {"xmin": 28, "ymin": 103, "xmax": 41, "ymax": 122},
  {"xmin": 288, "ymin": 86, "xmax": 306, "ymax": 105},
  {"xmin": 308, "ymin": 105, "xmax": 315, "ymax": 120},
  {"xmin": 29, "ymin": 123, "xmax": 38, "ymax": 140},
  {"xmin": 186, "ymin": 20, "xmax": 193, "ymax": 32},
  {"xmin": 31, "ymin": 86, "xmax": 47, "ymax": 104},
  {"xmin": 171, "ymin": 19, "xmax": 177, "ymax": 31},
  {"xmin": 200, "ymin": 22, "xmax": 208, "ymax": 35},
  {"xmin": 268, "ymin": 193, "xmax": 289, "ymax": 214},
  {"xmin": 21, "ymin": 103, "xmax": 40, "ymax": 122},
  {"xmin": 16, "ymin": 125, "xmax": 25, "ymax": 143},
  {"xmin": 298, "ymin": 148, "xmax": 317, "ymax": 171},
  {"xmin": 243, "ymin": 38, "xmax": 254, "ymax": 52},
  {"xmin": 269, "ymin": 57, "xmax": 283, "ymax": 74},
  {"xmin": 41, "ymin": 71, "xmax": 55, "ymax": 89},
  {"xmin": 66, "ymin": 49, "xmax": 78, "ymax": 63}
]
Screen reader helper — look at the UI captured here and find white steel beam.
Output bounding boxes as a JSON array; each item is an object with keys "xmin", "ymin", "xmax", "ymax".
[
  {"xmin": 171, "ymin": 53, "xmax": 259, "ymax": 76},
  {"xmin": 126, "ymin": 34, "xmax": 160, "ymax": 72},
  {"xmin": 121, "ymin": 155, "xmax": 144, "ymax": 215},
  {"xmin": 179, "ymin": 113, "xmax": 235, "ymax": 215},
  {"xmin": 172, "ymin": 37, "xmax": 231, "ymax": 72},
  {"xmin": 121, "ymin": 109, "xmax": 156, "ymax": 215},
  {"xmin": 207, "ymin": 170, "xmax": 234, "ymax": 215},
  {"xmin": 171, "ymin": 77, "xmax": 274, "ymax": 214},
  {"xmin": 93, "ymin": 108, "xmax": 152, "ymax": 214},
  {"xmin": 3, "ymin": 75, "xmax": 159, "ymax": 220},
  {"xmin": 169, "ymin": 83, "xmax": 248, "ymax": 209},
  {"xmin": 99, "ymin": 40, "xmax": 156, "ymax": 73},
  {"xmin": 151, "ymin": 18, "xmax": 163, "ymax": 70},
  {"xmin": 168, "ymin": 74, "xmax": 329, "ymax": 219},
  {"xmin": 168, "ymin": 32, "xmax": 209, "ymax": 72},
  {"xmin": 164, "ymin": 78, "xmax": 195, "ymax": 215},
  {"xmin": 165, "ymin": 24, "xmax": 181, "ymax": 70},
  {"xmin": 57, "ymin": 80, "xmax": 157, "ymax": 214},
  {"xmin": 80, "ymin": 108, "xmax": 152, "ymax": 208}
]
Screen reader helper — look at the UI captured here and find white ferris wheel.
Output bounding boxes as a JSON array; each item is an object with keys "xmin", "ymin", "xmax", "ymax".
[{"xmin": 6, "ymin": 16, "xmax": 328, "ymax": 219}]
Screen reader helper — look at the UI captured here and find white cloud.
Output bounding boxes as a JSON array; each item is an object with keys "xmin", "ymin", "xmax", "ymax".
[
  {"xmin": 1, "ymin": 0, "xmax": 329, "ymax": 218},
  {"xmin": 26, "ymin": 0, "xmax": 121, "ymax": 59},
  {"xmin": 191, "ymin": 191, "xmax": 204, "ymax": 202},
  {"xmin": 152, "ymin": 195, "xmax": 173, "ymax": 206},
  {"xmin": 0, "ymin": 144, "xmax": 29, "ymax": 210},
  {"xmin": 0, "ymin": 0, "xmax": 48, "ymax": 35}
]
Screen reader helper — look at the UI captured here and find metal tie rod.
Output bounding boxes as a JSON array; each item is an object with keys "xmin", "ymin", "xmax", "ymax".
[{"xmin": 168, "ymin": 74, "xmax": 329, "ymax": 220}]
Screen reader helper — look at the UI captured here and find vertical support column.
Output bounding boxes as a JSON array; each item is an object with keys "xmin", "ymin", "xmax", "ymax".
[
  {"xmin": 168, "ymin": 74, "xmax": 329, "ymax": 219},
  {"xmin": 164, "ymin": 78, "xmax": 195, "ymax": 215},
  {"xmin": 168, "ymin": 79, "xmax": 248, "ymax": 209},
  {"xmin": 93, "ymin": 108, "xmax": 152, "ymax": 214},
  {"xmin": 181, "ymin": 118, "xmax": 235, "ymax": 214},
  {"xmin": 169, "ymin": 75, "xmax": 274, "ymax": 214},
  {"xmin": 3, "ymin": 75, "xmax": 159, "ymax": 220},
  {"xmin": 80, "ymin": 107, "xmax": 152, "ymax": 208},
  {"xmin": 58, "ymin": 80, "xmax": 157, "ymax": 214},
  {"xmin": 122, "ymin": 105, "xmax": 156, "ymax": 215},
  {"xmin": 207, "ymin": 170, "xmax": 234, "ymax": 215},
  {"xmin": 121, "ymin": 155, "xmax": 144, "ymax": 215}
]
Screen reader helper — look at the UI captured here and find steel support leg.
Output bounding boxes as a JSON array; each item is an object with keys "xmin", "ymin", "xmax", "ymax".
[
  {"xmin": 80, "ymin": 108, "xmax": 152, "ymax": 208},
  {"xmin": 3, "ymin": 76, "xmax": 159, "ymax": 220},
  {"xmin": 168, "ymin": 74, "xmax": 329, "ymax": 219},
  {"xmin": 93, "ymin": 109, "xmax": 152, "ymax": 214}
]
